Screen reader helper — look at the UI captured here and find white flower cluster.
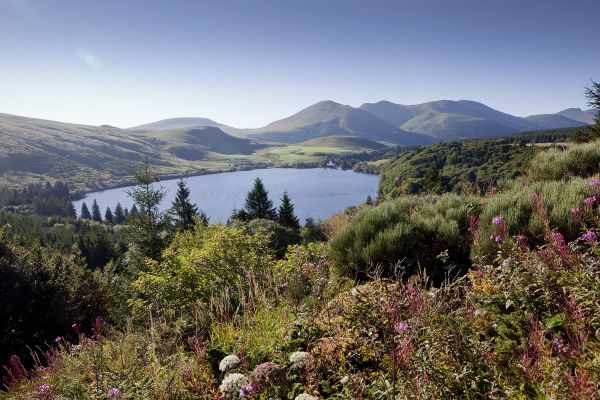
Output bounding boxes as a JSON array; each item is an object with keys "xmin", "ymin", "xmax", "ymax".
[
  {"xmin": 289, "ymin": 351, "xmax": 310, "ymax": 369},
  {"xmin": 219, "ymin": 373, "xmax": 248, "ymax": 398},
  {"xmin": 219, "ymin": 354, "xmax": 241, "ymax": 372},
  {"xmin": 295, "ymin": 393, "xmax": 317, "ymax": 400}
]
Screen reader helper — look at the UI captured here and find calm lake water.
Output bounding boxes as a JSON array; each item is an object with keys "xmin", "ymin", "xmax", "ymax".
[{"xmin": 74, "ymin": 168, "xmax": 379, "ymax": 223}]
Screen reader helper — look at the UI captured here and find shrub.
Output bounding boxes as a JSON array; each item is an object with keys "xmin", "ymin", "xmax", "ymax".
[
  {"xmin": 129, "ymin": 223, "xmax": 275, "ymax": 322},
  {"xmin": 329, "ymin": 194, "xmax": 477, "ymax": 284},
  {"xmin": 528, "ymin": 140, "xmax": 600, "ymax": 181}
]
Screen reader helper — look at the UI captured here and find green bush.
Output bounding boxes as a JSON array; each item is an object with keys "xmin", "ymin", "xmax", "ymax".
[
  {"xmin": 129, "ymin": 223, "xmax": 275, "ymax": 322},
  {"xmin": 329, "ymin": 194, "xmax": 478, "ymax": 284},
  {"xmin": 528, "ymin": 140, "xmax": 600, "ymax": 181}
]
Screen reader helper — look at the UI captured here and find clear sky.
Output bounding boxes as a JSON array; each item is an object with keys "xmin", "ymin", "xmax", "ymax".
[{"xmin": 1, "ymin": 0, "xmax": 599, "ymax": 128}]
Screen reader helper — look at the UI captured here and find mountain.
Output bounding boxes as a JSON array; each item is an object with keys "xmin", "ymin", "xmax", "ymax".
[
  {"xmin": 245, "ymin": 101, "xmax": 433, "ymax": 145},
  {"xmin": 360, "ymin": 100, "xmax": 543, "ymax": 140},
  {"xmin": 556, "ymin": 108, "xmax": 597, "ymax": 125},
  {"xmin": 138, "ymin": 126, "xmax": 265, "ymax": 159},
  {"xmin": 524, "ymin": 113, "xmax": 587, "ymax": 129},
  {"xmin": 129, "ymin": 117, "xmax": 231, "ymax": 131}
]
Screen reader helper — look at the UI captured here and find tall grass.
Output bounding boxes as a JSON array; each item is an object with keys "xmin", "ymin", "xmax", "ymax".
[{"xmin": 528, "ymin": 140, "xmax": 600, "ymax": 181}]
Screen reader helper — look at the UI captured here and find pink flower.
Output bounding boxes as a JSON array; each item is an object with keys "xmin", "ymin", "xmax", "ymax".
[
  {"xmin": 36, "ymin": 384, "xmax": 50, "ymax": 395},
  {"xmin": 54, "ymin": 336, "xmax": 62, "ymax": 344},
  {"xmin": 582, "ymin": 230, "xmax": 597, "ymax": 242},
  {"xmin": 491, "ymin": 216, "xmax": 504, "ymax": 226},
  {"xmin": 589, "ymin": 178, "xmax": 600, "ymax": 187},
  {"xmin": 107, "ymin": 388, "xmax": 122, "ymax": 398},
  {"xmin": 490, "ymin": 235, "xmax": 503, "ymax": 243},
  {"xmin": 239, "ymin": 383, "xmax": 255, "ymax": 396},
  {"xmin": 583, "ymin": 196, "xmax": 597, "ymax": 207},
  {"xmin": 394, "ymin": 176, "xmax": 402, "ymax": 187},
  {"xmin": 571, "ymin": 207, "xmax": 581, "ymax": 215},
  {"xmin": 394, "ymin": 322, "xmax": 410, "ymax": 332}
]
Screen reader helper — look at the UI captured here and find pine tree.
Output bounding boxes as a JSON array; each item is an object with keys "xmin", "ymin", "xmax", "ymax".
[
  {"xmin": 80, "ymin": 202, "xmax": 91, "ymax": 220},
  {"xmin": 170, "ymin": 179, "xmax": 199, "ymax": 231},
  {"xmin": 104, "ymin": 207, "xmax": 114, "ymax": 224},
  {"xmin": 244, "ymin": 178, "xmax": 277, "ymax": 220},
  {"xmin": 421, "ymin": 165, "xmax": 444, "ymax": 194},
  {"xmin": 91, "ymin": 200, "xmax": 102, "ymax": 222},
  {"xmin": 572, "ymin": 81, "xmax": 600, "ymax": 143},
  {"xmin": 130, "ymin": 204, "xmax": 138, "ymax": 216},
  {"xmin": 114, "ymin": 203, "xmax": 126, "ymax": 224},
  {"xmin": 125, "ymin": 157, "xmax": 168, "ymax": 262},
  {"xmin": 278, "ymin": 191, "xmax": 300, "ymax": 229}
]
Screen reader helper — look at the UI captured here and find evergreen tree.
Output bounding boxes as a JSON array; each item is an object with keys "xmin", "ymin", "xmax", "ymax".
[
  {"xmin": 130, "ymin": 204, "xmax": 138, "ymax": 216},
  {"xmin": 66, "ymin": 201, "xmax": 77, "ymax": 218},
  {"xmin": 125, "ymin": 157, "xmax": 168, "ymax": 262},
  {"xmin": 114, "ymin": 203, "xmax": 126, "ymax": 224},
  {"xmin": 123, "ymin": 207, "xmax": 130, "ymax": 218},
  {"xmin": 277, "ymin": 191, "xmax": 300, "ymax": 229},
  {"xmin": 244, "ymin": 178, "xmax": 277, "ymax": 220},
  {"xmin": 170, "ymin": 179, "xmax": 199, "ymax": 231},
  {"xmin": 104, "ymin": 207, "xmax": 114, "ymax": 224},
  {"xmin": 366, "ymin": 195, "xmax": 373, "ymax": 205},
  {"xmin": 80, "ymin": 202, "xmax": 91, "ymax": 220},
  {"xmin": 91, "ymin": 200, "xmax": 102, "ymax": 222}
]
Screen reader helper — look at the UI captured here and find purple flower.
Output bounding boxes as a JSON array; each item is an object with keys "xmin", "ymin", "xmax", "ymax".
[
  {"xmin": 491, "ymin": 216, "xmax": 504, "ymax": 226},
  {"xmin": 553, "ymin": 338, "xmax": 566, "ymax": 353},
  {"xmin": 54, "ymin": 336, "xmax": 62, "ymax": 344},
  {"xmin": 590, "ymin": 178, "xmax": 600, "ymax": 187},
  {"xmin": 36, "ymin": 384, "xmax": 50, "ymax": 395},
  {"xmin": 394, "ymin": 322, "xmax": 410, "ymax": 333},
  {"xmin": 239, "ymin": 383, "xmax": 255, "ymax": 396},
  {"xmin": 107, "ymin": 388, "xmax": 122, "ymax": 398},
  {"xmin": 493, "ymin": 235, "xmax": 503, "ymax": 243},
  {"xmin": 36, "ymin": 366, "xmax": 48, "ymax": 373},
  {"xmin": 394, "ymin": 176, "xmax": 402, "ymax": 187},
  {"xmin": 571, "ymin": 207, "xmax": 581, "ymax": 215},
  {"xmin": 582, "ymin": 230, "xmax": 597, "ymax": 242},
  {"xmin": 583, "ymin": 196, "xmax": 597, "ymax": 207}
]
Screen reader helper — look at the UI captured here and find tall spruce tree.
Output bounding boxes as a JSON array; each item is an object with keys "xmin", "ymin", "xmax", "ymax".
[
  {"xmin": 104, "ymin": 207, "xmax": 114, "ymax": 224},
  {"xmin": 125, "ymin": 157, "xmax": 168, "ymax": 262},
  {"xmin": 91, "ymin": 200, "xmax": 102, "ymax": 222},
  {"xmin": 572, "ymin": 80, "xmax": 600, "ymax": 143},
  {"xmin": 80, "ymin": 202, "xmax": 91, "ymax": 220},
  {"xmin": 170, "ymin": 179, "xmax": 199, "ymax": 231},
  {"xmin": 244, "ymin": 178, "xmax": 277, "ymax": 220},
  {"xmin": 278, "ymin": 191, "xmax": 300, "ymax": 229},
  {"xmin": 130, "ymin": 204, "xmax": 138, "ymax": 215},
  {"xmin": 114, "ymin": 203, "xmax": 126, "ymax": 224}
]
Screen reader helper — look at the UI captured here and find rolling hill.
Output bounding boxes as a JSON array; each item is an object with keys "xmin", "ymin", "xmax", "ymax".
[
  {"xmin": 556, "ymin": 108, "xmax": 597, "ymax": 125},
  {"xmin": 524, "ymin": 113, "xmax": 587, "ymax": 129},
  {"xmin": 137, "ymin": 126, "xmax": 265, "ymax": 159},
  {"xmin": 245, "ymin": 100, "xmax": 433, "ymax": 145},
  {"xmin": 300, "ymin": 135, "xmax": 388, "ymax": 151}
]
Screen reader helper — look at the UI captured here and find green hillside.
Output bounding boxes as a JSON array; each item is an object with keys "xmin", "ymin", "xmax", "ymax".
[{"xmin": 301, "ymin": 135, "xmax": 388, "ymax": 151}]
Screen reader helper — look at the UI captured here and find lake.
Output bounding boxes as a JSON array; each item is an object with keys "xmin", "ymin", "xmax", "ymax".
[{"xmin": 74, "ymin": 168, "xmax": 379, "ymax": 223}]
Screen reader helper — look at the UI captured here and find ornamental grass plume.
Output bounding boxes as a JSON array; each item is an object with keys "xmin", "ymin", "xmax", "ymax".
[
  {"xmin": 219, "ymin": 354, "xmax": 241, "ymax": 372},
  {"xmin": 219, "ymin": 373, "xmax": 248, "ymax": 399}
]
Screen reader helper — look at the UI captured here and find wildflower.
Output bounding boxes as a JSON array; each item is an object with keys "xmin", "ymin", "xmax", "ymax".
[
  {"xmin": 295, "ymin": 394, "xmax": 318, "ymax": 400},
  {"xmin": 590, "ymin": 178, "xmax": 600, "ymax": 187},
  {"xmin": 515, "ymin": 234, "xmax": 527, "ymax": 246},
  {"xmin": 36, "ymin": 366, "xmax": 48, "ymax": 373},
  {"xmin": 583, "ymin": 196, "xmax": 597, "ymax": 207},
  {"xmin": 289, "ymin": 351, "xmax": 311, "ymax": 369},
  {"xmin": 582, "ymin": 230, "xmax": 597, "ymax": 243},
  {"xmin": 54, "ymin": 336, "xmax": 62, "ymax": 344},
  {"xmin": 491, "ymin": 235, "xmax": 503, "ymax": 243},
  {"xmin": 249, "ymin": 362, "xmax": 284, "ymax": 390},
  {"xmin": 491, "ymin": 216, "xmax": 504, "ymax": 226},
  {"xmin": 107, "ymin": 388, "xmax": 122, "ymax": 398},
  {"xmin": 351, "ymin": 288, "xmax": 359, "ymax": 297},
  {"xmin": 239, "ymin": 383, "xmax": 255, "ymax": 397},
  {"xmin": 394, "ymin": 176, "xmax": 402, "ymax": 187},
  {"xmin": 571, "ymin": 207, "xmax": 582, "ymax": 216},
  {"xmin": 340, "ymin": 375, "xmax": 349, "ymax": 384},
  {"xmin": 219, "ymin": 354, "xmax": 241, "ymax": 372},
  {"xmin": 553, "ymin": 338, "xmax": 566, "ymax": 354},
  {"xmin": 219, "ymin": 373, "xmax": 248, "ymax": 399},
  {"xmin": 394, "ymin": 322, "xmax": 410, "ymax": 333},
  {"xmin": 36, "ymin": 384, "xmax": 50, "ymax": 395}
]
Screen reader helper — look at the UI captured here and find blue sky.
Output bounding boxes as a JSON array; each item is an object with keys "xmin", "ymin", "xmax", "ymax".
[{"xmin": 1, "ymin": 0, "xmax": 599, "ymax": 128}]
